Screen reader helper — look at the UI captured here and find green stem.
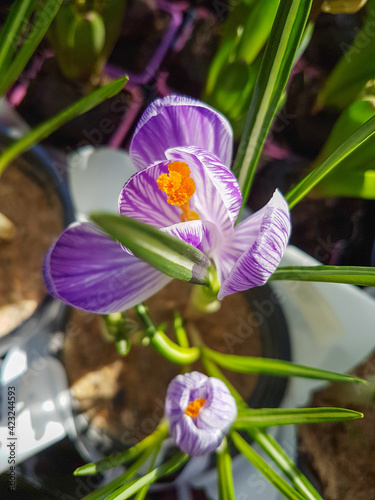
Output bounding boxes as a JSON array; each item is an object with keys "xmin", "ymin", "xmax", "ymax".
[
  {"xmin": 216, "ymin": 437, "xmax": 236, "ymax": 500},
  {"xmin": 135, "ymin": 304, "xmax": 200, "ymax": 365}
]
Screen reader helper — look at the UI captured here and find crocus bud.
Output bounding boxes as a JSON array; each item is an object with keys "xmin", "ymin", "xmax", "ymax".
[{"xmin": 165, "ymin": 372, "xmax": 237, "ymax": 456}]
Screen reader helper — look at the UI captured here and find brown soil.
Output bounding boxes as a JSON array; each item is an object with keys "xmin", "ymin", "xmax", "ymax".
[
  {"xmin": 64, "ymin": 280, "xmax": 262, "ymax": 447},
  {"xmin": 298, "ymin": 352, "xmax": 375, "ymax": 500},
  {"xmin": 0, "ymin": 161, "xmax": 64, "ymax": 336}
]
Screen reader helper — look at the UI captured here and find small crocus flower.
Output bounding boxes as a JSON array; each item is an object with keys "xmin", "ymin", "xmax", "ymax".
[
  {"xmin": 43, "ymin": 95, "xmax": 291, "ymax": 313},
  {"xmin": 165, "ymin": 371, "xmax": 237, "ymax": 456}
]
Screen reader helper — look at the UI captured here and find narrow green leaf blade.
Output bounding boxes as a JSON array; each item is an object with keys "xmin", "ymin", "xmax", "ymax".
[
  {"xmin": 0, "ymin": 0, "xmax": 34, "ymax": 74},
  {"xmin": 91, "ymin": 213, "xmax": 210, "ymax": 285},
  {"xmin": 270, "ymin": 265, "xmax": 375, "ymax": 286},
  {"xmin": 0, "ymin": 76, "xmax": 127, "ymax": 175},
  {"xmin": 285, "ymin": 113, "xmax": 375, "ymax": 208},
  {"xmin": 247, "ymin": 428, "xmax": 324, "ymax": 500},
  {"xmin": 233, "ymin": 0, "xmax": 312, "ymax": 208},
  {"xmin": 0, "ymin": 0, "xmax": 63, "ymax": 95},
  {"xmin": 81, "ymin": 451, "xmax": 152, "ymax": 500},
  {"xmin": 74, "ymin": 421, "xmax": 169, "ymax": 475},
  {"xmin": 217, "ymin": 438, "xmax": 236, "ymax": 500},
  {"xmin": 235, "ymin": 407, "xmax": 363, "ymax": 428},
  {"xmin": 230, "ymin": 431, "xmax": 305, "ymax": 500},
  {"xmin": 201, "ymin": 357, "xmax": 324, "ymax": 500},
  {"xmin": 202, "ymin": 347, "xmax": 365, "ymax": 384},
  {"xmin": 105, "ymin": 452, "xmax": 189, "ymax": 500}
]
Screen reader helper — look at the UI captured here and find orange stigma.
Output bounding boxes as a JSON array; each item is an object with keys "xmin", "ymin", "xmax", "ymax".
[
  {"xmin": 185, "ymin": 398, "xmax": 206, "ymax": 418},
  {"xmin": 157, "ymin": 161, "xmax": 200, "ymax": 222}
]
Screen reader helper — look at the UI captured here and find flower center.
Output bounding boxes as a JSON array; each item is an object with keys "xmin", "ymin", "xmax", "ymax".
[
  {"xmin": 185, "ymin": 398, "xmax": 206, "ymax": 418},
  {"xmin": 156, "ymin": 161, "xmax": 200, "ymax": 222}
]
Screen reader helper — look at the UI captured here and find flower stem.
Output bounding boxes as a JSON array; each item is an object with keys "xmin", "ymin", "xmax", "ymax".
[{"xmin": 135, "ymin": 303, "xmax": 200, "ymax": 365}]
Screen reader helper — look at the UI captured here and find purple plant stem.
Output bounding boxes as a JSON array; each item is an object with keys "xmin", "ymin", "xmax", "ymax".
[
  {"xmin": 106, "ymin": 1, "xmax": 185, "ymax": 87},
  {"xmin": 107, "ymin": 84, "xmax": 144, "ymax": 148},
  {"xmin": 6, "ymin": 50, "xmax": 53, "ymax": 107}
]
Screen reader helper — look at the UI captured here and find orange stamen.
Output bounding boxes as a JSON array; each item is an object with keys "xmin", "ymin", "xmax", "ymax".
[
  {"xmin": 185, "ymin": 398, "xmax": 206, "ymax": 418},
  {"xmin": 157, "ymin": 161, "xmax": 200, "ymax": 222}
]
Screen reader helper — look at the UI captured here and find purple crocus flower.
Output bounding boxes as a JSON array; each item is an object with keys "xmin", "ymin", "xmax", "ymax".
[
  {"xmin": 44, "ymin": 95, "xmax": 291, "ymax": 313},
  {"xmin": 165, "ymin": 371, "xmax": 237, "ymax": 456}
]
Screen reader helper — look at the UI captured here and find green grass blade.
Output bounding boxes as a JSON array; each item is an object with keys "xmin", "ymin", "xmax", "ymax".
[
  {"xmin": 232, "ymin": 0, "xmax": 312, "ymax": 208},
  {"xmin": 217, "ymin": 438, "xmax": 236, "ymax": 500},
  {"xmin": 270, "ymin": 265, "xmax": 375, "ymax": 286},
  {"xmin": 201, "ymin": 357, "xmax": 324, "ymax": 500},
  {"xmin": 247, "ymin": 428, "xmax": 324, "ymax": 500},
  {"xmin": 105, "ymin": 452, "xmax": 189, "ymax": 500},
  {"xmin": 235, "ymin": 407, "xmax": 363, "ymax": 428},
  {"xmin": 285, "ymin": 113, "xmax": 375, "ymax": 208},
  {"xmin": 91, "ymin": 213, "xmax": 210, "ymax": 285},
  {"xmin": 0, "ymin": 0, "xmax": 35, "ymax": 76},
  {"xmin": 74, "ymin": 421, "xmax": 168, "ymax": 476},
  {"xmin": 0, "ymin": 0, "xmax": 63, "ymax": 95},
  {"xmin": 202, "ymin": 347, "xmax": 365, "ymax": 384},
  {"xmin": 230, "ymin": 431, "xmax": 305, "ymax": 500},
  {"xmin": 0, "ymin": 76, "xmax": 127, "ymax": 175},
  {"xmin": 81, "ymin": 450, "xmax": 152, "ymax": 500}
]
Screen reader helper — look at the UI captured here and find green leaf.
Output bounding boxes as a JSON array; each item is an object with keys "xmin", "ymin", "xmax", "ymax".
[
  {"xmin": 315, "ymin": 0, "xmax": 375, "ymax": 110},
  {"xmin": 201, "ymin": 356, "xmax": 324, "ymax": 500},
  {"xmin": 285, "ymin": 113, "xmax": 375, "ymax": 208},
  {"xmin": 232, "ymin": 0, "xmax": 312, "ymax": 209},
  {"xmin": 0, "ymin": 76, "xmax": 127, "ymax": 175},
  {"xmin": 74, "ymin": 421, "xmax": 169, "ymax": 476},
  {"xmin": 236, "ymin": 0, "xmax": 280, "ymax": 64},
  {"xmin": 313, "ymin": 170, "xmax": 375, "ymax": 199},
  {"xmin": 105, "ymin": 452, "xmax": 189, "ymax": 500},
  {"xmin": 216, "ymin": 438, "xmax": 236, "ymax": 500},
  {"xmin": 230, "ymin": 431, "xmax": 305, "ymax": 500},
  {"xmin": 270, "ymin": 265, "xmax": 375, "ymax": 286},
  {"xmin": 91, "ymin": 213, "xmax": 210, "ymax": 285},
  {"xmin": 81, "ymin": 451, "xmax": 152, "ymax": 500},
  {"xmin": 235, "ymin": 407, "xmax": 363, "ymax": 428},
  {"xmin": 0, "ymin": 0, "xmax": 64, "ymax": 96},
  {"xmin": 0, "ymin": 0, "xmax": 35, "ymax": 76},
  {"xmin": 246, "ymin": 428, "xmax": 324, "ymax": 500},
  {"xmin": 202, "ymin": 347, "xmax": 365, "ymax": 384}
]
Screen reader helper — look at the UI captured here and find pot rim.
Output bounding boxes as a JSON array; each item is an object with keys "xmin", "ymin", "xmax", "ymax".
[{"xmin": 0, "ymin": 128, "xmax": 75, "ymax": 355}]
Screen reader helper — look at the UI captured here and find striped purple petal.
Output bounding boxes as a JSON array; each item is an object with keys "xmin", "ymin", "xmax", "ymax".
[
  {"xmin": 119, "ymin": 147, "xmax": 242, "ymax": 238},
  {"xmin": 217, "ymin": 190, "xmax": 291, "ymax": 299},
  {"xmin": 119, "ymin": 160, "xmax": 180, "ymax": 229},
  {"xmin": 130, "ymin": 95, "xmax": 233, "ymax": 170},
  {"xmin": 43, "ymin": 222, "xmax": 171, "ymax": 313},
  {"xmin": 162, "ymin": 220, "xmax": 222, "ymax": 256},
  {"xmin": 166, "ymin": 147, "xmax": 242, "ymax": 233},
  {"xmin": 165, "ymin": 372, "xmax": 237, "ymax": 457}
]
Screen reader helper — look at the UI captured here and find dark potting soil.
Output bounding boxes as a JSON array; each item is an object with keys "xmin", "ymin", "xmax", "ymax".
[
  {"xmin": 63, "ymin": 280, "xmax": 261, "ymax": 447},
  {"xmin": 0, "ymin": 162, "xmax": 63, "ymax": 337},
  {"xmin": 298, "ymin": 352, "xmax": 375, "ymax": 500}
]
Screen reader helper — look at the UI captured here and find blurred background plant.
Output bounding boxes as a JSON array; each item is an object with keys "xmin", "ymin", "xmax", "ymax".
[{"xmin": 47, "ymin": 0, "xmax": 126, "ymax": 88}]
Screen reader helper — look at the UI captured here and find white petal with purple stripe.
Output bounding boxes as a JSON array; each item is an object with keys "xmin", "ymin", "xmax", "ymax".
[
  {"xmin": 43, "ymin": 222, "xmax": 171, "ymax": 313},
  {"xmin": 165, "ymin": 372, "xmax": 237, "ymax": 457},
  {"xmin": 217, "ymin": 190, "xmax": 291, "ymax": 298},
  {"xmin": 166, "ymin": 146, "xmax": 242, "ymax": 234},
  {"xmin": 130, "ymin": 95, "xmax": 233, "ymax": 170}
]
